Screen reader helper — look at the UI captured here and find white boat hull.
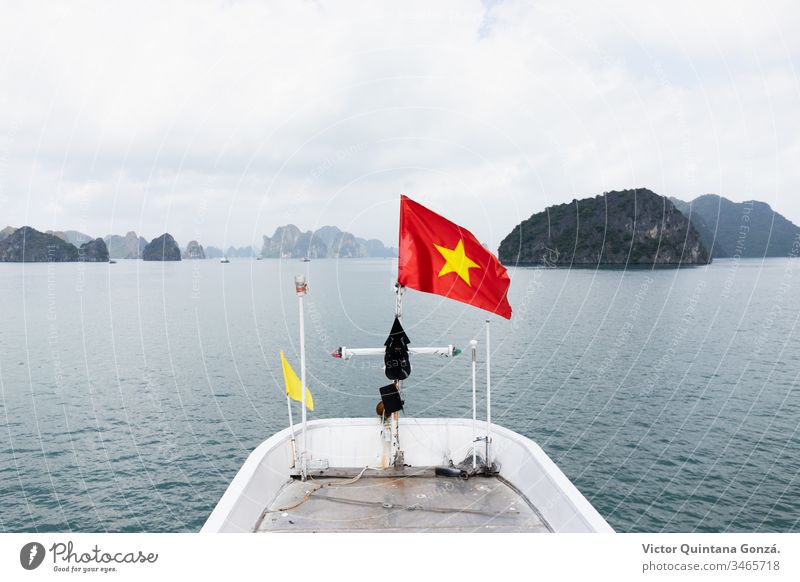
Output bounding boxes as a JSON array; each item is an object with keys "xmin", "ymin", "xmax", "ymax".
[{"xmin": 201, "ymin": 417, "xmax": 614, "ymax": 533}]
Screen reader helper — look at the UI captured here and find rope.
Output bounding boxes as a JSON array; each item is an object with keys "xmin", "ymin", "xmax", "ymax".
[
  {"xmin": 325, "ymin": 466, "xmax": 369, "ymax": 487},
  {"xmin": 276, "ymin": 466, "xmax": 370, "ymax": 512},
  {"xmin": 275, "ymin": 484, "xmax": 322, "ymax": 511},
  {"xmin": 314, "ymin": 493, "xmax": 516, "ymax": 517}
]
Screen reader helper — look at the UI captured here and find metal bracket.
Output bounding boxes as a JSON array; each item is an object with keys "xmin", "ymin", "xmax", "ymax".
[
  {"xmin": 474, "ymin": 435, "xmax": 492, "ymax": 470},
  {"xmin": 290, "ymin": 459, "xmax": 329, "ymax": 477}
]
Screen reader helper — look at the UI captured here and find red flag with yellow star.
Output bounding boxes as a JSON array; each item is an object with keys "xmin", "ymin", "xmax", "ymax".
[{"xmin": 398, "ymin": 195, "xmax": 512, "ymax": 319}]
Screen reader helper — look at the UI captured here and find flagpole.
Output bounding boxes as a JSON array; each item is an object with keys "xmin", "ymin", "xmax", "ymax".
[
  {"xmin": 395, "ymin": 282, "xmax": 405, "ymax": 318},
  {"xmin": 392, "ymin": 283, "xmax": 405, "ymax": 467},
  {"xmin": 295, "ymin": 275, "xmax": 309, "ymax": 480},
  {"xmin": 485, "ymin": 319, "xmax": 492, "ymax": 469},
  {"xmin": 285, "ymin": 393, "xmax": 297, "ymax": 467},
  {"xmin": 470, "ymin": 339, "xmax": 478, "ymax": 470}
]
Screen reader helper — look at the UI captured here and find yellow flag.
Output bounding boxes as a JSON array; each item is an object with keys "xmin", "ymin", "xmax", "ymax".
[{"xmin": 280, "ymin": 351, "xmax": 314, "ymax": 411}]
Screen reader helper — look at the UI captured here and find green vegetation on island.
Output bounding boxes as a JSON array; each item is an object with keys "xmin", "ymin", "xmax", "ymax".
[
  {"xmin": 0, "ymin": 226, "xmax": 108, "ymax": 262},
  {"xmin": 498, "ymin": 188, "xmax": 711, "ymax": 266},
  {"xmin": 142, "ymin": 233, "xmax": 181, "ymax": 261},
  {"xmin": 670, "ymin": 194, "xmax": 800, "ymax": 258}
]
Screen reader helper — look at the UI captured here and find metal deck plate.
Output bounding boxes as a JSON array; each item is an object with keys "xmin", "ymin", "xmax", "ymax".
[{"xmin": 256, "ymin": 474, "xmax": 552, "ymax": 533}]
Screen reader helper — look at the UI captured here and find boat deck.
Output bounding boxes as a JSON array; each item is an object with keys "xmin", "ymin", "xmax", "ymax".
[{"xmin": 255, "ymin": 471, "xmax": 552, "ymax": 533}]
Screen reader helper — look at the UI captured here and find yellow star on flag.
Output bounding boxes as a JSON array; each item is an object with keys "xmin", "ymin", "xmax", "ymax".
[{"xmin": 434, "ymin": 239, "xmax": 480, "ymax": 286}]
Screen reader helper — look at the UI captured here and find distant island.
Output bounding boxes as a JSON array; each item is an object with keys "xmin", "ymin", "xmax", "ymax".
[
  {"xmin": 205, "ymin": 245, "xmax": 256, "ymax": 259},
  {"xmin": 7, "ymin": 201, "xmax": 795, "ymax": 266},
  {"xmin": 0, "ymin": 226, "xmax": 108, "ymax": 262},
  {"xmin": 143, "ymin": 233, "xmax": 181, "ymax": 261},
  {"xmin": 498, "ymin": 188, "xmax": 711, "ymax": 266},
  {"xmin": 0, "ymin": 223, "xmax": 396, "ymax": 262},
  {"xmin": 262, "ymin": 225, "xmax": 397, "ymax": 258},
  {"xmin": 104, "ymin": 231, "xmax": 148, "ymax": 259},
  {"xmin": 183, "ymin": 240, "xmax": 206, "ymax": 259},
  {"xmin": 46, "ymin": 230, "xmax": 94, "ymax": 247},
  {"xmin": 670, "ymin": 195, "xmax": 800, "ymax": 258}
]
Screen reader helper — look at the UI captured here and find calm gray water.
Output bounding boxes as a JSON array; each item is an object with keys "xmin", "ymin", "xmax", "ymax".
[{"xmin": 0, "ymin": 258, "xmax": 798, "ymax": 532}]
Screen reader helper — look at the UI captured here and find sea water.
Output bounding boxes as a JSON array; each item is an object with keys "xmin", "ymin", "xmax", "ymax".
[{"xmin": 0, "ymin": 258, "xmax": 797, "ymax": 532}]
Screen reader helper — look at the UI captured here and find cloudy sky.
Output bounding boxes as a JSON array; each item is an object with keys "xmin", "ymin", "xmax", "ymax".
[{"xmin": 0, "ymin": 0, "xmax": 798, "ymax": 249}]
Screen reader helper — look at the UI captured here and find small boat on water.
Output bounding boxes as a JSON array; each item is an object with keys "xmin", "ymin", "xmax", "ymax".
[
  {"xmin": 203, "ymin": 196, "xmax": 612, "ymax": 533},
  {"xmin": 301, "ymin": 257, "xmax": 311, "ymax": 262},
  {"xmin": 220, "ymin": 257, "xmax": 230, "ymax": 263},
  {"xmin": 108, "ymin": 259, "xmax": 117, "ymax": 264}
]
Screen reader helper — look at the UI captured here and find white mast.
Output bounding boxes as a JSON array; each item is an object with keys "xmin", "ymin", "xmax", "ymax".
[
  {"xmin": 391, "ymin": 283, "xmax": 405, "ymax": 466},
  {"xmin": 470, "ymin": 339, "xmax": 478, "ymax": 470},
  {"xmin": 285, "ymin": 392, "xmax": 297, "ymax": 467},
  {"xmin": 295, "ymin": 274, "xmax": 309, "ymax": 479},
  {"xmin": 485, "ymin": 319, "xmax": 492, "ymax": 468}
]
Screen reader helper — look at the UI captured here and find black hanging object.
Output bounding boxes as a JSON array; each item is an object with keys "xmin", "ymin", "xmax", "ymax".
[
  {"xmin": 379, "ymin": 383, "xmax": 404, "ymax": 414},
  {"xmin": 384, "ymin": 316, "xmax": 411, "ymax": 380}
]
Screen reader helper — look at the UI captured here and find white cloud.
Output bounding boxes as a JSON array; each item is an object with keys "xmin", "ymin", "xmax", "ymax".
[{"xmin": 0, "ymin": 0, "xmax": 798, "ymax": 248}]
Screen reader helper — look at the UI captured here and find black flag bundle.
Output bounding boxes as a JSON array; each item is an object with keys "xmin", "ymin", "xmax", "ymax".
[
  {"xmin": 384, "ymin": 316, "xmax": 411, "ymax": 380},
  {"xmin": 379, "ymin": 383, "xmax": 404, "ymax": 414}
]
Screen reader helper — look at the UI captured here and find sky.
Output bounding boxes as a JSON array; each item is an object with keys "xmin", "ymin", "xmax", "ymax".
[{"xmin": 0, "ymin": 0, "xmax": 798, "ymax": 249}]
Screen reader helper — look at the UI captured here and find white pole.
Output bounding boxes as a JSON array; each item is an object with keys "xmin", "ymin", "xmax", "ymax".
[
  {"xmin": 470, "ymin": 339, "xmax": 478, "ymax": 470},
  {"xmin": 286, "ymin": 394, "xmax": 297, "ymax": 467},
  {"xmin": 485, "ymin": 319, "xmax": 492, "ymax": 468},
  {"xmin": 391, "ymin": 283, "xmax": 404, "ymax": 466},
  {"xmin": 395, "ymin": 283, "xmax": 404, "ymax": 318},
  {"xmin": 299, "ymin": 294, "xmax": 307, "ymax": 477},
  {"xmin": 295, "ymin": 275, "xmax": 309, "ymax": 479}
]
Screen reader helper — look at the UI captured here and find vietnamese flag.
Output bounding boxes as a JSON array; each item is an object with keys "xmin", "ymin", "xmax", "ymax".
[{"xmin": 398, "ymin": 195, "xmax": 512, "ymax": 319}]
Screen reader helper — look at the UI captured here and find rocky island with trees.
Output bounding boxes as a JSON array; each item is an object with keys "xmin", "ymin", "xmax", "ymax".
[
  {"xmin": 0, "ymin": 226, "xmax": 109, "ymax": 262},
  {"xmin": 5, "ymin": 197, "xmax": 795, "ymax": 266},
  {"xmin": 498, "ymin": 188, "xmax": 711, "ymax": 266},
  {"xmin": 142, "ymin": 233, "xmax": 182, "ymax": 261}
]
